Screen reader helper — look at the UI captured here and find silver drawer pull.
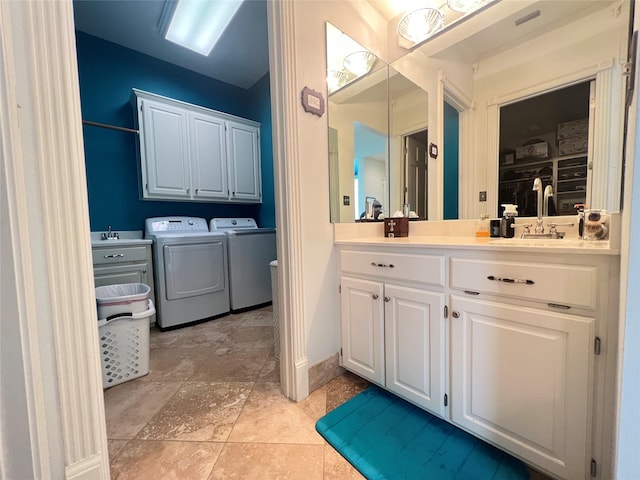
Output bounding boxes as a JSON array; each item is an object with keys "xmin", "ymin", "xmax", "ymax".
[
  {"xmin": 487, "ymin": 275, "xmax": 534, "ymax": 285},
  {"xmin": 548, "ymin": 303, "xmax": 571, "ymax": 310},
  {"xmin": 370, "ymin": 262, "xmax": 395, "ymax": 268},
  {"xmin": 104, "ymin": 254, "xmax": 125, "ymax": 258}
]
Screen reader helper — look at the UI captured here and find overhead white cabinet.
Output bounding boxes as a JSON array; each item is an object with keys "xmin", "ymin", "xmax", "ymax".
[
  {"xmin": 132, "ymin": 89, "xmax": 261, "ymax": 203},
  {"xmin": 228, "ymin": 121, "xmax": 261, "ymax": 201}
]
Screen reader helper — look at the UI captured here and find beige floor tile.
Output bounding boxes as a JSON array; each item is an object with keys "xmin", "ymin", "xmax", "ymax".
[
  {"xmin": 325, "ymin": 372, "xmax": 371, "ymax": 412},
  {"xmin": 256, "ymin": 356, "xmax": 280, "ymax": 383},
  {"xmin": 225, "ymin": 325, "xmax": 275, "ymax": 349},
  {"xmin": 142, "ymin": 346, "xmax": 213, "ymax": 382},
  {"xmin": 136, "ymin": 381, "xmax": 252, "ymax": 442},
  {"xmin": 190, "ymin": 347, "xmax": 271, "ymax": 382},
  {"xmin": 298, "ymin": 384, "xmax": 327, "ymax": 421},
  {"xmin": 227, "ymin": 382, "xmax": 325, "ymax": 445},
  {"xmin": 107, "ymin": 440, "xmax": 129, "ymax": 462},
  {"xmin": 208, "ymin": 443, "xmax": 324, "ymax": 480},
  {"xmin": 323, "ymin": 444, "xmax": 366, "ymax": 480},
  {"xmin": 238, "ymin": 306, "xmax": 274, "ymax": 326},
  {"xmin": 104, "ymin": 381, "xmax": 182, "ymax": 439},
  {"xmin": 149, "ymin": 327, "xmax": 187, "ymax": 350},
  {"xmin": 109, "ymin": 440, "xmax": 223, "ymax": 480}
]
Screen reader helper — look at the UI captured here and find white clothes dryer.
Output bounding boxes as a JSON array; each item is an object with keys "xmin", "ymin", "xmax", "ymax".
[
  {"xmin": 210, "ymin": 218, "xmax": 276, "ymax": 312},
  {"xmin": 145, "ymin": 216, "xmax": 229, "ymax": 329}
]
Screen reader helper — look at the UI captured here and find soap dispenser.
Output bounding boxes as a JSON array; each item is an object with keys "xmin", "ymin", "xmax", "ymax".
[{"xmin": 500, "ymin": 204, "xmax": 517, "ymax": 238}]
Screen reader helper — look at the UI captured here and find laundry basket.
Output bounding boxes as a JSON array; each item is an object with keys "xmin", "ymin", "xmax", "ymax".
[{"xmin": 96, "ymin": 283, "xmax": 153, "ymax": 388}]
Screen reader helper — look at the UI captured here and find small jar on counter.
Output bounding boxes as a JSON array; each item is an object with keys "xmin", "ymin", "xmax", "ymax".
[{"xmin": 476, "ymin": 214, "xmax": 490, "ymax": 237}]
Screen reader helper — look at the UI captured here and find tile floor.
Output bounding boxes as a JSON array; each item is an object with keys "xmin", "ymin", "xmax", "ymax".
[
  {"xmin": 104, "ymin": 305, "xmax": 369, "ymax": 479},
  {"xmin": 104, "ymin": 304, "xmax": 551, "ymax": 480}
]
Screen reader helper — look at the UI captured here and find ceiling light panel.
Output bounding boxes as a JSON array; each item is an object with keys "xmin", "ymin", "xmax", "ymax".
[{"xmin": 165, "ymin": 0, "xmax": 244, "ymax": 56}]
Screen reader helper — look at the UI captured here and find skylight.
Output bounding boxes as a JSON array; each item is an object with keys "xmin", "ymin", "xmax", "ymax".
[{"xmin": 164, "ymin": 0, "xmax": 244, "ymax": 56}]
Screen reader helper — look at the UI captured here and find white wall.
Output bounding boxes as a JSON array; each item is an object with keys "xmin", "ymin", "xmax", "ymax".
[{"xmin": 292, "ymin": 2, "xmax": 387, "ymax": 366}]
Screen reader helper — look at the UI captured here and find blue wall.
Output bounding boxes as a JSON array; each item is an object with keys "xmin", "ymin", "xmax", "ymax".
[
  {"xmin": 443, "ymin": 101, "xmax": 459, "ymax": 220},
  {"xmin": 75, "ymin": 32, "xmax": 275, "ymax": 231}
]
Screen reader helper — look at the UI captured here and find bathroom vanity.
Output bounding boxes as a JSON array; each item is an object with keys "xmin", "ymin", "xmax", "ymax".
[{"xmin": 336, "ymin": 232, "xmax": 619, "ymax": 480}]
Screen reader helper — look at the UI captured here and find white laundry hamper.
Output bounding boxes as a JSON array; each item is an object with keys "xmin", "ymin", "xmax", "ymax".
[{"xmin": 95, "ymin": 283, "xmax": 154, "ymax": 388}]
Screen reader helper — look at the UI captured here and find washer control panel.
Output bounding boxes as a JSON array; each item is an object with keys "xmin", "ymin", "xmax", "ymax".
[{"xmin": 145, "ymin": 216, "xmax": 209, "ymax": 233}]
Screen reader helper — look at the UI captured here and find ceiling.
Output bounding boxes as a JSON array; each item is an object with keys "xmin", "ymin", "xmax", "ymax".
[{"xmin": 72, "ymin": 0, "xmax": 270, "ymax": 90}]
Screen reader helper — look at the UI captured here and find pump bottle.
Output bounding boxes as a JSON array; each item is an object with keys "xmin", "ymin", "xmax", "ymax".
[{"xmin": 500, "ymin": 204, "xmax": 518, "ymax": 238}]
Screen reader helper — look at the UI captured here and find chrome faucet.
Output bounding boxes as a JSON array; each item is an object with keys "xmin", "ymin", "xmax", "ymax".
[
  {"xmin": 532, "ymin": 177, "xmax": 544, "ymax": 233},
  {"xmin": 543, "ymin": 184, "xmax": 554, "ymax": 217}
]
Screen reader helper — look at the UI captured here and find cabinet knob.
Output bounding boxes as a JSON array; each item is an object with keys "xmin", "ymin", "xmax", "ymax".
[
  {"xmin": 452, "ymin": 311, "xmax": 460, "ymax": 319},
  {"xmin": 195, "ymin": 188, "xmax": 199, "ymax": 195},
  {"xmin": 384, "ymin": 296, "xmax": 390, "ymax": 302},
  {"xmin": 372, "ymin": 294, "xmax": 379, "ymax": 300}
]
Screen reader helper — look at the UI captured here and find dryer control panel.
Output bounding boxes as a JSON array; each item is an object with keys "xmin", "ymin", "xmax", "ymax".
[{"xmin": 145, "ymin": 216, "xmax": 209, "ymax": 233}]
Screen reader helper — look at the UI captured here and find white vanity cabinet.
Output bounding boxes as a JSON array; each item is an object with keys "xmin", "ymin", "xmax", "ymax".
[
  {"xmin": 447, "ymin": 253, "xmax": 612, "ymax": 480},
  {"xmin": 337, "ymin": 243, "xmax": 619, "ymax": 480},
  {"xmin": 339, "ymin": 249, "xmax": 446, "ymax": 415},
  {"xmin": 132, "ymin": 89, "xmax": 261, "ymax": 203}
]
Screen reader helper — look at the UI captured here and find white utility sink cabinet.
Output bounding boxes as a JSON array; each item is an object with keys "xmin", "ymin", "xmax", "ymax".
[
  {"xmin": 337, "ymin": 244, "xmax": 619, "ymax": 480},
  {"xmin": 131, "ymin": 89, "xmax": 261, "ymax": 203}
]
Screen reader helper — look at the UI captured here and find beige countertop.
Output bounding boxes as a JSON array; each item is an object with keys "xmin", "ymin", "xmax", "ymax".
[{"xmin": 335, "ymin": 235, "xmax": 618, "ymax": 255}]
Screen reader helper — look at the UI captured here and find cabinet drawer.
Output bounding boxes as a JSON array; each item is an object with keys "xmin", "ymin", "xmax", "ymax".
[
  {"xmin": 92, "ymin": 246, "xmax": 148, "ymax": 265},
  {"xmin": 340, "ymin": 250, "xmax": 444, "ymax": 287},
  {"xmin": 450, "ymin": 258, "xmax": 597, "ymax": 309}
]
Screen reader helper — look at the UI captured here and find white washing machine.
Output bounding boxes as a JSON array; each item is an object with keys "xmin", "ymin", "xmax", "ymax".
[
  {"xmin": 210, "ymin": 218, "xmax": 277, "ymax": 312},
  {"xmin": 145, "ymin": 216, "xmax": 229, "ymax": 329}
]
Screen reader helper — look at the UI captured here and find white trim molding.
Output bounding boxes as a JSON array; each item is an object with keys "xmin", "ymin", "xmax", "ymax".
[
  {"xmin": 267, "ymin": 1, "xmax": 309, "ymax": 401},
  {"xmin": 0, "ymin": 1, "xmax": 109, "ymax": 478}
]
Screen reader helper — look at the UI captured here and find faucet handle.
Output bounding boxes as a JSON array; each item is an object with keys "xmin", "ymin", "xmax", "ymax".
[
  {"xmin": 512, "ymin": 223, "xmax": 532, "ymax": 237},
  {"xmin": 547, "ymin": 222, "xmax": 575, "ymax": 233}
]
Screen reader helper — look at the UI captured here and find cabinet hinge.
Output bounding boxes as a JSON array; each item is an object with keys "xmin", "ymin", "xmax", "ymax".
[
  {"xmin": 444, "ymin": 305, "xmax": 449, "ymax": 318},
  {"xmin": 444, "ymin": 393, "xmax": 448, "ymax": 407},
  {"xmin": 590, "ymin": 458, "xmax": 597, "ymax": 477},
  {"xmin": 594, "ymin": 337, "xmax": 601, "ymax": 355},
  {"xmin": 339, "ymin": 285, "xmax": 341, "ymax": 294},
  {"xmin": 340, "ymin": 348, "xmax": 343, "ymax": 357},
  {"xmin": 145, "ymin": 183, "xmax": 148, "ymax": 191}
]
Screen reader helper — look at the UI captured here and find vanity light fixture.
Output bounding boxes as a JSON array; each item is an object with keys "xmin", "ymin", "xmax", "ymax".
[
  {"xmin": 163, "ymin": 0, "xmax": 244, "ymax": 56},
  {"xmin": 397, "ymin": 7, "xmax": 444, "ymax": 45},
  {"xmin": 327, "ymin": 70, "xmax": 348, "ymax": 94},
  {"xmin": 446, "ymin": 0, "xmax": 488, "ymax": 13},
  {"xmin": 343, "ymin": 51, "xmax": 377, "ymax": 77}
]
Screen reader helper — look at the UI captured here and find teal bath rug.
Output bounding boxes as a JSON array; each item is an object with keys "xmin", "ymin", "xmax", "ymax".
[{"xmin": 316, "ymin": 386, "xmax": 529, "ymax": 480}]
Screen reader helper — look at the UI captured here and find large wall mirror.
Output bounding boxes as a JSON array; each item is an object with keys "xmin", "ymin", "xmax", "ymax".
[
  {"xmin": 327, "ymin": 0, "xmax": 630, "ymax": 223},
  {"xmin": 327, "ymin": 23, "xmax": 430, "ymax": 223}
]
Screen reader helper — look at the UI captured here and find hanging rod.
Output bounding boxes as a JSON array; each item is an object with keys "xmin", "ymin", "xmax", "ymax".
[{"xmin": 82, "ymin": 120, "xmax": 138, "ymax": 134}]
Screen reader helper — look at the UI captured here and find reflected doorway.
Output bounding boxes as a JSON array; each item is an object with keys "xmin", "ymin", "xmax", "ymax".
[{"xmin": 404, "ymin": 129, "xmax": 428, "ymax": 219}]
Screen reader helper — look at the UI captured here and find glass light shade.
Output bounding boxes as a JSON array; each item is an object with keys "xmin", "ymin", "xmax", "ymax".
[
  {"xmin": 327, "ymin": 70, "xmax": 348, "ymax": 93},
  {"xmin": 397, "ymin": 8, "xmax": 445, "ymax": 45},
  {"xmin": 343, "ymin": 51, "xmax": 377, "ymax": 77},
  {"xmin": 447, "ymin": 0, "xmax": 488, "ymax": 13}
]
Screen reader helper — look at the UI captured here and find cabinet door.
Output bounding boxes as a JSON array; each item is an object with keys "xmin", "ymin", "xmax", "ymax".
[
  {"xmin": 227, "ymin": 121, "xmax": 261, "ymax": 202},
  {"xmin": 340, "ymin": 276, "xmax": 385, "ymax": 385},
  {"xmin": 384, "ymin": 284, "xmax": 445, "ymax": 415},
  {"xmin": 189, "ymin": 112, "xmax": 228, "ymax": 200},
  {"xmin": 450, "ymin": 296, "xmax": 594, "ymax": 480},
  {"xmin": 93, "ymin": 264, "xmax": 148, "ymax": 288},
  {"xmin": 138, "ymin": 98, "xmax": 191, "ymax": 199}
]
